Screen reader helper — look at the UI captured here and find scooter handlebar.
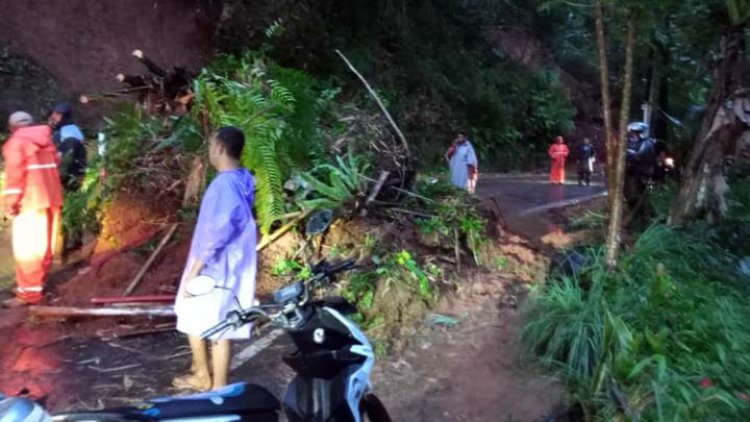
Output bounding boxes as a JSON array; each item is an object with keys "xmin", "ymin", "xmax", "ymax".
[{"xmin": 201, "ymin": 259, "xmax": 357, "ymax": 338}]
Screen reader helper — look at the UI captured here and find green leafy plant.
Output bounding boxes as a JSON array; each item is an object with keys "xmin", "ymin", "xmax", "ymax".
[
  {"xmin": 61, "ymin": 166, "xmax": 105, "ymax": 238},
  {"xmin": 413, "ymin": 179, "xmax": 487, "ymax": 265},
  {"xmin": 271, "ymin": 258, "xmax": 312, "ymax": 279},
  {"xmin": 298, "ymin": 153, "xmax": 371, "ymax": 210},
  {"xmin": 193, "ymin": 52, "xmax": 335, "ymax": 233}
]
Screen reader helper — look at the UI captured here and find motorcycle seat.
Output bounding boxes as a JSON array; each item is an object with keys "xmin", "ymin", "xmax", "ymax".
[{"xmin": 142, "ymin": 382, "xmax": 280, "ymax": 419}]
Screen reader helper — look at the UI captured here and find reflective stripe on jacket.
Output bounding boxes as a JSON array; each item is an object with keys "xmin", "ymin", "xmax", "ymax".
[{"xmin": 2, "ymin": 125, "xmax": 64, "ymax": 212}]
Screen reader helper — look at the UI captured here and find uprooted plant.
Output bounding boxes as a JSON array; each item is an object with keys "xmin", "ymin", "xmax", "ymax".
[
  {"xmin": 294, "ymin": 153, "xmax": 372, "ymax": 211},
  {"xmin": 411, "ymin": 179, "xmax": 487, "ymax": 265}
]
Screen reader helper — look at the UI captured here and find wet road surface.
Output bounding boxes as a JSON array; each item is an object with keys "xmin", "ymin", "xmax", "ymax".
[{"xmin": 0, "ymin": 172, "xmax": 605, "ymax": 418}]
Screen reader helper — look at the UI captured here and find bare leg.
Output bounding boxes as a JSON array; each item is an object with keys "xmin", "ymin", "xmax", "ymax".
[
  {"xmin": 211, "ymin": 339, "xmax": 232, "ymax": 390},
  {"xmin": 173, "ymin": 335, "xmax": 212, "ymax": 391}
]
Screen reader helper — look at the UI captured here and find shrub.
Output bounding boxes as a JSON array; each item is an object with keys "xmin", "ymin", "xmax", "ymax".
[{"xmin": 524, "ymin": 224, "xmax": 750, "ymax": 420}]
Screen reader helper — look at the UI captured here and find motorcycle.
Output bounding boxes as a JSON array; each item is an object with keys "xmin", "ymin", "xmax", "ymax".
[{"xmin": 0, "ymin": 210, "xmax": 392, "ymax": 422}]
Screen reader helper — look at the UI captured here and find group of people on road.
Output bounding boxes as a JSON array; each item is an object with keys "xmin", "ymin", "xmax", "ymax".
[
  {"xmin": 444, "ymin": 132, "xmax": 602, "ymax": 192},
  {"xmin": 2, "ymin": 104, "xmax": 86, "ymax": 308},
  {"xmin": 548, "ymin": 135, "xmax": 599, "ymax": 186}
]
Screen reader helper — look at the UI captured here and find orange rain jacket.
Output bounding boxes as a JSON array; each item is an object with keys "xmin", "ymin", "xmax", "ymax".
[{"xmin": 2, "ymin": 125, "xmax": 64, "ymax": 214}]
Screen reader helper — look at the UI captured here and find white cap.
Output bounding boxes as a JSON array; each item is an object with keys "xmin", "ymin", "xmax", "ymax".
[{"xmin": 8, "ymin": 111, "xmax": 33, "ymax": 127}]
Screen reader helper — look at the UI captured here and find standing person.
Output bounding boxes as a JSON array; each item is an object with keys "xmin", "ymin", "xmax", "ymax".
[
  {"xmin": 173, "ymin": 126, "xmax": 257, "ymax": 391},
  {"xmin": 48, "ymin": 102, "xmax": 84, "ymax": 146},
  {"xmin": 624, "ymin": 122, "xmax": 657, "ymax": 209},
  {"xmin": 2, "ymin": 112, "xmax": 63, "ymax": 308},
  {"xmin": 576, "ymin": 138, "xmax": 596, "ymax": 186},
  {"xmin": 548, "ymin": 136, "xmax": 569, "ymax": 184},
  {"xmin": 51, "ymin": 105, "xmax": 88, "ymax": 254},
  {"xmin": 446, "ymin": 132, "xmax": 479, "ymax": 194}
]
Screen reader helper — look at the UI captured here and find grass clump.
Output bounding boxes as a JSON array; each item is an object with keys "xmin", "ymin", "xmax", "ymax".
[{"xmin": 524, "ymin": 224, "xmax": 750, "ymax": 420}]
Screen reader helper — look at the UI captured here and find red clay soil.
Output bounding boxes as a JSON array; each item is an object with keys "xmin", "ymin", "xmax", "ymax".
[{"xmin": 0, "ymin": 0, "xmax": 222, "ymax": 122}]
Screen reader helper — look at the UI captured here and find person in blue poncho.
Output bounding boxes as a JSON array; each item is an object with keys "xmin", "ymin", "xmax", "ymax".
[{"xmin": 173, "ymin": 126, "xmax": 258, "ymax": 391}]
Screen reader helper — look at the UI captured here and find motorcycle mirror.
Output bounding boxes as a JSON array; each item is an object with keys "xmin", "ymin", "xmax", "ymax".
[
  {"xmin": 185, "ymin": 275, "xmax": 216, "ymax": 297},
  {"xmin": 306, "ymin": 209, "xmax": 333, "ymax": 236}
]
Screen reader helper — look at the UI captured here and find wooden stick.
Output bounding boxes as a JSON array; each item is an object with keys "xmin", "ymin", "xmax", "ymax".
[
  {"xmin": 102, "ymin": 326, "xmax": 176, "ymax": 341},
  {"xmin": 361, "ymin": 171, "xmax": 391, "ymax": 217},
  {"xmin": 367, "ymin": 171, "xmax": 390, "ymax": 205},
  {"xmin": 256, "ymin": 209, "xmax": 313, "ymax": 252},
  {"xmin": 358, "ymin": 173, "xmax": 434, "ymax": 203},
  {"xmin": 29, "ymin": 305, "xmax": 175, "ymax": 318},
  {"xmin": 91, "ymin": 295, "xmax": 175, "ymax": 305},
  {"xmin": 454, "ymin": 225, "xmax": 462, "ymax": 272},
  {"xmin": 335, "ymin": 50, "xmax": 410, "ymax": 156},
  {"xmin": 87, "ymin": 363, "xmax": 143, "ymax": 373},
  {"xmin": 123, "ymin": 223, "xmax": 179, "ymax": 296},
  {"xmin": 132, "ymin": 50, "xmax": 167, "ymax": 77},
  {"xmin": 388, "ymin": 208, "xmax": 435, "ymax": 219}
]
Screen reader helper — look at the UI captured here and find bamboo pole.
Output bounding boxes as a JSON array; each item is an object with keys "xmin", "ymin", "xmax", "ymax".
[
  {"xmin": 256, "ymin": 209, "xmax": 313, "ymax": 252},
  {"xmin": 30, "ymin": 305, "xmax": 175, "ymax": 318},
  {"xmin": 91, "ymin": 295, "xmax": 175, "ymax": 305}
]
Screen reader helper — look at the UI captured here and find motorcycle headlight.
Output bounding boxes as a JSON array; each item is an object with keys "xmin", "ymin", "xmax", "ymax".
[{"xmin": 665, "ymin": 157, "xmax": 675, "ymax": 167}]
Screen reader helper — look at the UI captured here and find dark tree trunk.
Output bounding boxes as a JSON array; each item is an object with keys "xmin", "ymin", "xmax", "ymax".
[
  {"xmin": 605, "ymin": 12, "xmax": 637, "ymax": 268},
  {"xmin": 670, "ymin": 24, "xmax": 750, "ymax": 224}
]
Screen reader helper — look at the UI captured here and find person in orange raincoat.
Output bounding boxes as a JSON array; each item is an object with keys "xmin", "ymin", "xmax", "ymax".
[
  {"xmin": 2, "ymin": 111, "xmax": 63, "ymax": 307},
  {"xmin": 548, "ymin": 136, "xmax": 569, "ymax": 184}
]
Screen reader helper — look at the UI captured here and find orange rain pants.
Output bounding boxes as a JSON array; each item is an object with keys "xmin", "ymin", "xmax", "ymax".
[
  {"xmin": 12, "ymin": 207, "xmax": 60, "ymax": 303},
  {"xmin": 550, "ymin": 158, "xmax": 566, "ymax": 184}
]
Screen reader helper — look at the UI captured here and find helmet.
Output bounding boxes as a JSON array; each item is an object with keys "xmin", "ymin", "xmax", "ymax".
[{"xmin": 627, "ymin": 122, "xmax": 649, "ymax": 138}]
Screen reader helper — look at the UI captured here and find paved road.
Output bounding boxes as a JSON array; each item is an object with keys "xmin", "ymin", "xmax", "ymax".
[
  {"xmin": 476, "ymin": 172, "xmax": 606, "ymax": 238},
  {"xmin": 0, "ymin": 172, "xmax": 606, "ymax": 416}
]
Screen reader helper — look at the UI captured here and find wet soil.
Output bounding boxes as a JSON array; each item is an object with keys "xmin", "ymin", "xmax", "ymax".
[{"xmin": 372, "ymin": 276, "xmax": 561, "ymax": 421}]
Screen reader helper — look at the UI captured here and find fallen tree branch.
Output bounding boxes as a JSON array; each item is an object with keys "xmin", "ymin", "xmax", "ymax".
[
  {"xmin": 123, "ymin": 223, "xmax": 179, "ymax": 296},
  {"xmin": 335, "ymin": 50, "xmax": 410, "ymax": 157},
  {"xmin": 358, "ymin": 173, "xmax": 434, "ymax": 203},
  {"xmin": 257, "ymin": 209, "xmax": 313, "ymax": 252},
  {"xmin": 29, "ymin": 305, "xmax": 175, "ymax": 318}
]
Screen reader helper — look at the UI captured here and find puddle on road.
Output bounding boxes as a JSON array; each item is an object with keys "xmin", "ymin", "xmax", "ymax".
[{"xmin": 0, "ymin": 321, "xmax": 69, "ymax": 408}]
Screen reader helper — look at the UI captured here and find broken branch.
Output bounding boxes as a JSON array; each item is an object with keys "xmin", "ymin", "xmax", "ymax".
[
  {"xmin": 361, "ymin": 171, "xmax": 391, "ymax": 217},
  {"xmin": 257, "ymin": 209, "xmax": 313, "ymax": 252},
  {"xmin": 123, "ymin": 223, "xmax": 179, "ymax": 296},
  {"xmin": 335, "ymin": 50, "xmax": 410, "ymax": 157}
]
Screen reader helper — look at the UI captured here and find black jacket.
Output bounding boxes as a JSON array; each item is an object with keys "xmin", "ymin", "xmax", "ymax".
[{"xmin": 59, "ymin": 137, "xmax": 87, "ymax": 190}]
